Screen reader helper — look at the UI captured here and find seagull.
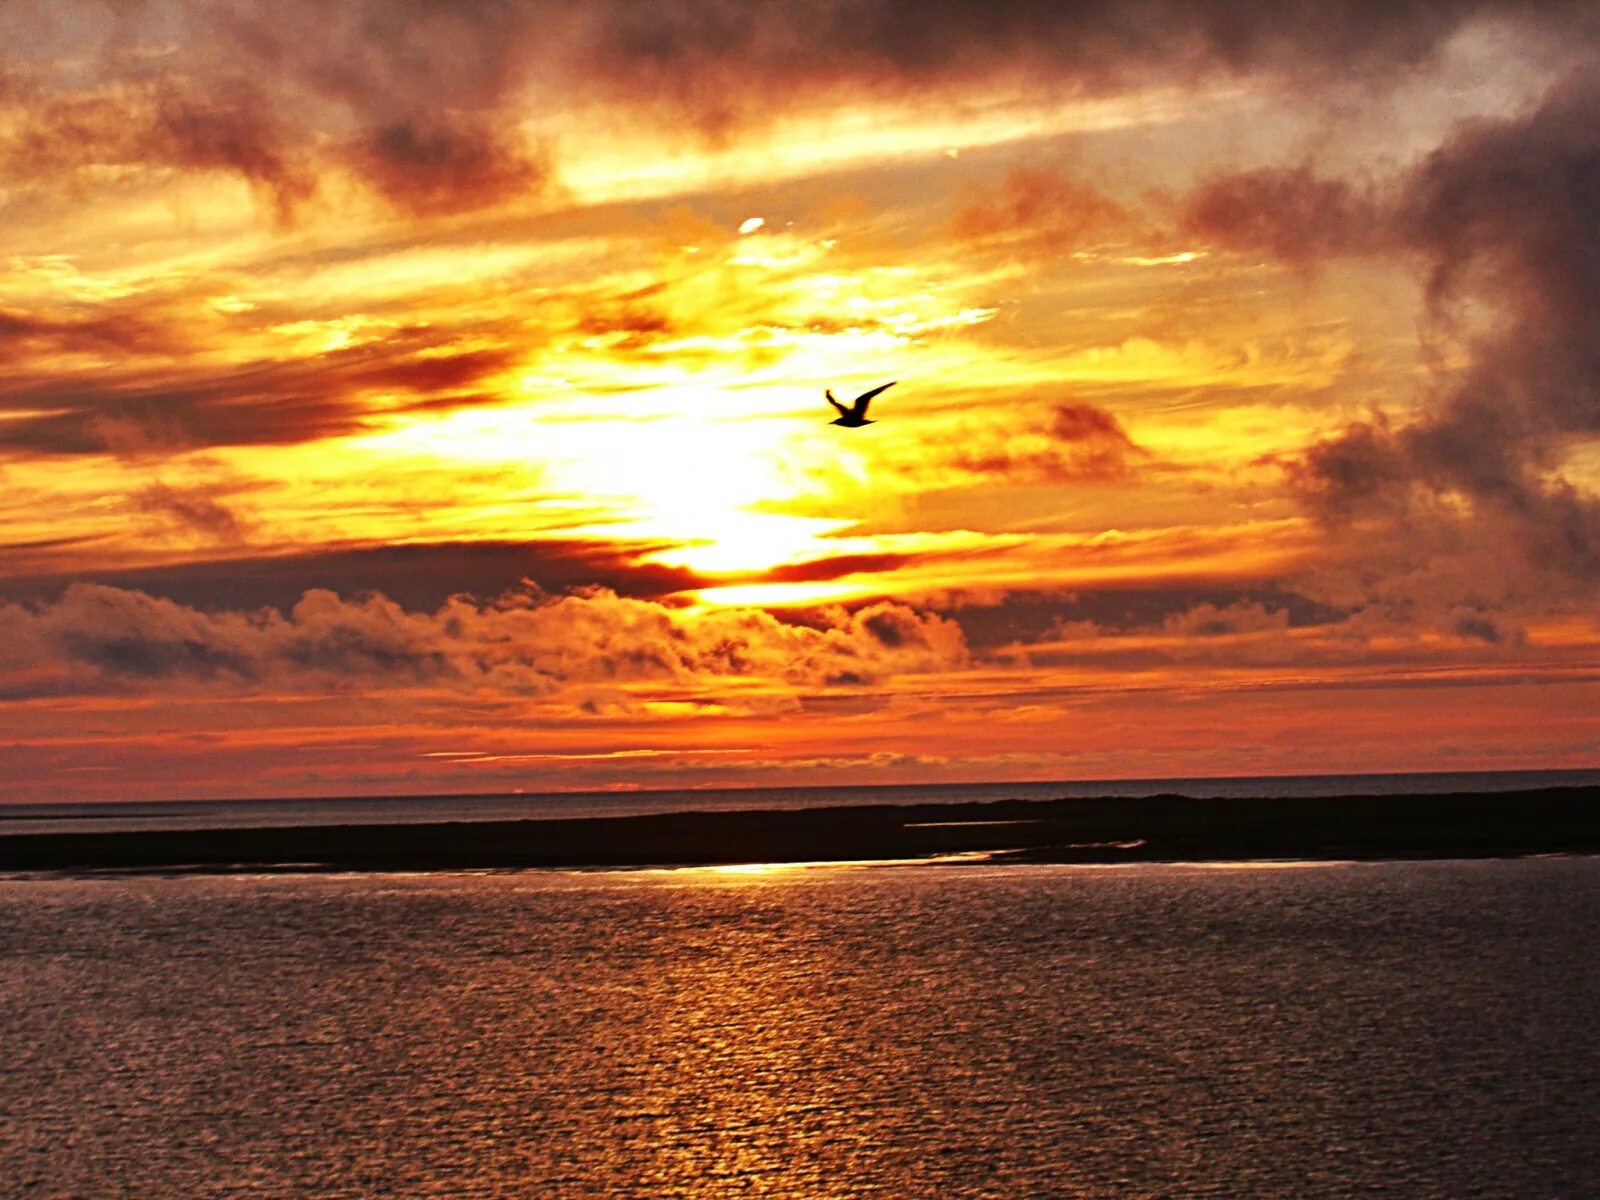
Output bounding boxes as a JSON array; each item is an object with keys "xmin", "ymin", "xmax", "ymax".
[{"xmin": 826, "ymin": 381, "xmax": 896, "ymax": 427}]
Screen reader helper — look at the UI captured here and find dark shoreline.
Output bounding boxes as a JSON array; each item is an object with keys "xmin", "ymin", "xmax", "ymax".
[{"xmin": 2, "ymin": 786, "xmax": 1598, "ymax": 875}]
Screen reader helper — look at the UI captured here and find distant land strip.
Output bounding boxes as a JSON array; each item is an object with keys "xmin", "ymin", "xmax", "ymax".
[{"xmin": 2, "ymin": 787, "xmax": 1598, "ymax": 875}]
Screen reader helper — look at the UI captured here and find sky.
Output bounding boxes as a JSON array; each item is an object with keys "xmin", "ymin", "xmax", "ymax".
[{"xmin": 1, "ymin": 0, "xmax": 1597, "ymax": 802}]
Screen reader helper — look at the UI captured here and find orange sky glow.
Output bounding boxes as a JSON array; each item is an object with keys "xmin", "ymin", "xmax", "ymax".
[{"xmin": 2, "ymin": 2, "xmax": 1597, "ymax": 801}]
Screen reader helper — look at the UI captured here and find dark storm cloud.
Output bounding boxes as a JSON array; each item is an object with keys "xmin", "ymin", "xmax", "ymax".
[
  {"xmin": 1400, "ymin": 72, "xmax": 1600, "ymax": 444},
  {"xmin": 0, "ymin": 26, "xmax": 539, "ymax": 217},
  {"xmin": 1451, "ymin": 608, "xmax": 1524, "ymax": 645},
  {"xmin": 144, "ymin": 80, "xmax": 318, "ymax": 220}
]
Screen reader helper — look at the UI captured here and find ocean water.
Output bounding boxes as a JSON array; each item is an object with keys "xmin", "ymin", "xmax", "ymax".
[
  {"xmin": 3, "ymin": 767, "xmax": 1597, "ymax": 835},
  {"xmin": 4, "ymin": 857, "xmax": 1599, "ymax": 1198}
]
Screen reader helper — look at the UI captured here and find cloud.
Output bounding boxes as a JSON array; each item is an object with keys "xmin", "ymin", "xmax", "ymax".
[
  {"xmin": 1309, "ymin": 74, "xmax": 1600, "ymax": 584},
  {"xmin": 209, "ymin": 2, "xmax": 556, "ymax": 214},
  {"xmin": 128, "ymin": 479, "xmax": 252, "ymax": 544},
  {"xmin": 350, "ymin": 345, "xmax": 521, "ymax": 395},
  {"xmin": 0, "ymin": 307, "xmax": 188, "ymax": 357},
  {"xmin": 572, "ymin": 0, "xmax": 1591, "ymax": 105},
  {"xmin": 749, "ymin": 552, "xmax": 918, "ymax": 586},
  {"xmin": 1159, "ymin": 599, "xmax": 1290, "ymax": 638},
  {"xmin": 0, "ymin": 538, "xmax": 712, "ymax": 610},
  {"xmin": 1450, "ymin": 607, "xmax": 1525, "ymax": 645},
  {"xmin": 953, "ymin": 169, "xmax": 1139, "ymax": 251},
  {"xmin": 0, "ymin": 377, "xmax": 362, "ymax": 456},
  {"xmin": 7, "ymin": 1, "xmax": 1593, "ymax": 220},
  {"xmin": 925, "ymin": 401, "xmax": 1148, "ymax": 483},
  {"xmin": 0, "ymin": 76, "xmax": 314, "ymax": 221},
  {"xmin": 919, "ymin": 585, "xmax": 1321, "ymax": 650},
  {"xmin": 1180, "ymin": 73, "xmax": 1600, "ymax": 593},
  {"xmin": 0, "ymin": 332, "xmax": 519, "ymax": 456},
  {"xmin": 0, "ymin": 583, "xmax": 970, "ymax": 701},
  {"xmin": 1013, "ymin": 589, "xmax": 1554, "ymax": 674},
  {"xmin": 356, "ymin": 117, "xmax": 550, "ymax": 215},
  {"xmin": 1180, "ymin": 165, "xmax": 1387, "ymax": 265},
  {"xmin": 0, "ymin": 48, "xmax": 540, "ymax": 220}
]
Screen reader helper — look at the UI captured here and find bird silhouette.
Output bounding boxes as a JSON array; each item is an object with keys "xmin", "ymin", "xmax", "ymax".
[{"xmin": 826, "ymin": 381, "xmax": 895, "ymax": 427}]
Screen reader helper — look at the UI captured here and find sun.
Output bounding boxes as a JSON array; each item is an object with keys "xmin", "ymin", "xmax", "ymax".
[
  {"xmin": 358, "ymin": 360, "xmax": 888, "ymax": 580},
  {"xmin": 552, "ymin": 401, "xmax": 855, "ymax": 575}
]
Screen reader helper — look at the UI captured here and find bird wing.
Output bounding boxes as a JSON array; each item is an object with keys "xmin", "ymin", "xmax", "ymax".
[
  {"xmin": 826, "ymin": 389, "xmax": 850, "ymax": 418},
  {"xmin": 851, "ymin": 381, "xmax": 897, "ymax": 415}
]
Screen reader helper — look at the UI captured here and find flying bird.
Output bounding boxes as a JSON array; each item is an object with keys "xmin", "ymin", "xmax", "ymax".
[{"xmin": 826, "ymin": 381, "xmax": 896, "ymax": 427}]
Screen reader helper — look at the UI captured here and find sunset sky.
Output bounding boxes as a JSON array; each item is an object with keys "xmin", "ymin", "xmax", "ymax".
[{"xmin": 2, "ymin": 1, "xmax": 1597, "ymax": 802}]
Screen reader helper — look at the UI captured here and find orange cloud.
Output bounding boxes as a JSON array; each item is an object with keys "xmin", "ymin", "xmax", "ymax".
[
  {"xmin": 953, "ymin": 169, "xmax": 1140, "ymax": 251},
  {"xmin": 0, "ymin": 584, "xmax": 969, "ymax": 701},
  {"xmin": 0, "ymin": 76, "xmax": 314, "ymax": 221},
  {"xmin": 1181, "ymin": 165, "xmax": 1387, "ymax": 265},
  {"xmin": 928, "ymin": 401, "xmax": 1149, "ymax": 484},
  {"xmin": 2, "ymin": 0, "xmax": 1596, "ymax": 803}
]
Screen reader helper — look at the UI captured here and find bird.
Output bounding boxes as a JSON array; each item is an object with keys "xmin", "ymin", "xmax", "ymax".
[{"xmin": 826, "ymin": 381, "xmax": 896, "ymax": 427}]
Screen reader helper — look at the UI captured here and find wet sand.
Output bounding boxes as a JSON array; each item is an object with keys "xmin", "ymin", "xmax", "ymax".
[{"xmin": 2, "ymin": 786, "xmax": 1597, "ymax": 873}]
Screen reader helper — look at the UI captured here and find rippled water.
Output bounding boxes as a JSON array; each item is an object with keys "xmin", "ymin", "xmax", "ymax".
[{"xmin": 5, "ymin": 858, "xmax": 1600, "ymax": 1198}]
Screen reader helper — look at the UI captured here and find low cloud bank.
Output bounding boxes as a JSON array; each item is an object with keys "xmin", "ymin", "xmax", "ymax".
[{"xmin": 0, "ymin": 583, "xmax": 969, "ymax": 700}]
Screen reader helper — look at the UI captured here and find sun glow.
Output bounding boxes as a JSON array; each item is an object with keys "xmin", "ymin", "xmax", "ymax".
[
  {"xmin": 367, "ymin": 379, "xmax": 861, "ymax": 575},
  {"xmin": 555, "ymin": 405, "xmax": 853, "ymax": 575}
]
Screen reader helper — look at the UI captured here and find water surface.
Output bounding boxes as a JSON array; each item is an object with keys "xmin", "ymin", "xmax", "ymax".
[{"xmin": 5, "ymin": 858, "xmax": 1599, "ymax": 1197}]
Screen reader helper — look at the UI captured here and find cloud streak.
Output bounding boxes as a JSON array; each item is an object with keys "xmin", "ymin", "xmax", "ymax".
[
  {"xmin": 0, "ymin": 539, "xmax": 712, "ymax": 610},
  {"xmin": 0, "ymin": 331, "xmax": 520, "ymax": 456}
]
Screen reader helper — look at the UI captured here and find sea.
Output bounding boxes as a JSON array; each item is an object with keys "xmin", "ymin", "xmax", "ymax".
[
  {"xmin": 5, "ymin": 769, "xmax": 1600, "ymax": 1197},
  {"xmin": 4, "ymin": 857, "xmax": 1599, "ymax": 1197},
  {"xmin": 3, "ymin": 766, "xmax": 1598, "ymax": 835}
]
